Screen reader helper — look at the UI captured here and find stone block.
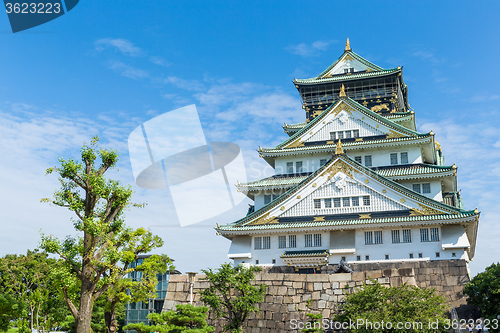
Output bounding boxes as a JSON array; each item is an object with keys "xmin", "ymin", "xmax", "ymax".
[
  {"xmin": 284, "ymin": 296, "xmax": 293, "ymax": 304},
  {"xmin": 382, "ymin": 269, "xmax": 393, "ymax": 277},
  {"xmin": 378, "ymin": 277, "xmax": 390, "ymax": 284},
  {"xmin": 306, "ymin": 274, "xmax": 330, "ymax": 282},
  {"xmin": 306, "ymin": 282, "xmax": 314, "ymax": 292},
  {"xmin": 390, "ymin": 276, "xmax": 402, "ymax": 287},
  {"xmin": 261, "ymin": 273, "xmax": 283, "ymax": 281},
  {"xmin": 169, "ymin": 275, "xmax": 188, "ymax": 282},
  {"xmin": 314, "ymin": 282, "xmax": 323, "ymax": 291},
  {"xmin": 287, "ymin": 288, "xmax": 296, "ymax": 296},
  {"xmin": 298, "ymin": 302, "xmax": 307, "ymax": 311},
  {"xmin": 320, "ymin": 293, "xmax": 330, "ymax": 301},
  {"xmin": 311, "ymin": 291, "xmax": 320, "ymax": 299},
  {"xmin": 398, "ymin": 268, "xmax": 414, "ymax": 276},
  {"xmin": 348, "ymin": 281, "xmax": 356, "ymax": 287},
  {"xmin": 275, "ymin": 295, "xmax": 284, "ymax": 304},
  {"xmin": 322, "ymin": 309, "xmax": 331, "ymax": 319},
  {"xmin": 331, "ymin": 282, "xmax": 339, "ymax": 289},
  {"xmin": 287, "ymin": 304, "xmax": 296, "ymax": 312},
  {"xmin": 338, "ymin": 295, "xmax": 346, "ymax": 302},
  {"xmin": 402, "ymin": 276, "xmax": 417, "ymax": 286},
  {"xmin": 366, "ymin": 270, "xmax": 382, "ymax": 279},
  {"xmin": 292, "ymin": 281, "xmax": 303, "ymax": 289},
  {"xmin": 302, "ymin": 294, "xmax": 311, "ymax": 301},
  {"xmin": 323, "ymin": 282, "xmax": 330, "ymax": 289},
  {"xmin": 351, "ymin": 271, "xmax": 365, "ymax": 281},
  {"xmin": 292, "ymin": 295, "xmax": 301, "ymax": 303},
  {"xmin": 365, "ymin": 279, "xmax": 374, "ymax": 285},
  {"xmin": 334, "ymin": 289, "xmax": 343, "ymax": 295},
  {"xmin": 277, "ymin": 286, "xmax": 288, "ymax": 295},
  {"xmin": 446, "ymin": 276, "xmax": 459, "ymax": 286},
  {"xmin": 329, "ymin": 273, "xmax": 352, "ymax": 282},
  {"xmin": 318, "ymin": 300, "xmax": 327, "ymax": 308}
]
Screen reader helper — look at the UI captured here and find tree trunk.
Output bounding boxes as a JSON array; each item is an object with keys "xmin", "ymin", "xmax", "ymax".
[
  {"xmin": 104, "ymin": 299, "xmax": 119, "ymax": 333},
  {"xmin": 75, "ymin": 282, "xmax": 94, "ymax": 333},
  {"xmin": 36, "ymin": 303, "xmax": 40, "ymax": 333},
  {"xmin": 30, "ymin": 304, "xmax": 34, "ymax": 333}
]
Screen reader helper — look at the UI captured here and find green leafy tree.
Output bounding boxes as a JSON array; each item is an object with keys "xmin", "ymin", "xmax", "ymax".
[
  {"xmin": 40, "ymin": 137, "xmax": 164, "ymax": 333},
  {"xmin": 0, "ymin": 293, "xmax": 23, "ymax": 331},
  {"xmin": 334, "ymin": 280, "xmax": 448, "ymax": 333},
  {"xmin": 200, "ymin": 263, "xmax": 266, "ymax": 333},
  {"xmin": 0, "ymin": 250, "xmax": 68, "ymax": 333},
  {"xmin": 464, "ymin": 263, "xmax": 500, "ymax": 332},
  {"xmin": 124, "ymin": 304, "xmax": 214, "ymax": 333}
]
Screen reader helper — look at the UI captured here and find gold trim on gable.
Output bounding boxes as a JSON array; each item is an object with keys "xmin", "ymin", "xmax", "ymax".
[
  {"xmin": 286, "ymin": 139, "xmax": 305, "ymax": 149},
  {"xmin": 386, "ymin": 130, "xmax": 406, "ymax": 139},
  {"xmin": 320, "ymin": 159, "xmax": 359, "ymax": 180},
  {"xmin": 313, "ymin": 216, "xmax": 326, "ymax": 222},
  {"xmin": 359, "ymin": 214, "xmax": 371, "ymax": 219},
  {"xmin": 409, "ymin": 204, "xmax": 444, "ymax": 216},
  {"xmin": 248, "ymin": 212, "xmax": 279, "ymax": 226}
]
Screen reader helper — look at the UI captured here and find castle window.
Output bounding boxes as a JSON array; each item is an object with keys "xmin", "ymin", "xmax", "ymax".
[
  {"xmin": 272, "ymin": 259, "xmax": 276, "ymax": 264},
  {"xmin": 255, "ymin": 259, "xmax": 259, "ymax": 264},
  {"xmin": 391, "ymin": 230, "xmax": 400, "ymax": 243},
  {"xmin": 422, "ymin": 183, "xmax": 431, "ymax": 194},
  {"xmin": 364, "ymin": 155, "xmax": 372, "ymax": 167},
  {"xmin": 254, "ymin": 237, "xmax": 262, "ymax": 249},
  {"xmin": 333, "ymin": 198, "xmax": 341, "ymax": 207},
  {"xmin": 264, "ymin": 195, "xmax": 272, "ymax": 205},
  {"xmin": 409, "ymin": 253, "xmax": 414, "ymax": 259},
  {"xmin": 345, "ymin": 131, "xmax": 352, "ymax": 139},
  {"xmin": 352, "ymin": 197, "xmax": 360, "ymax": 206},
  {"xmin": 314, "ymin": 199, "xmax": 321, "ymax": 209},
  {"xmin": 337, "ymin": 131, "xmax": 344, "ymax": 139},
  {"xmin": 364, "ymin": 231, "xmax": 373, "ymax": 245},
  {"xmin": 314, "ymin": 234, "xmax": 322, "ymax": 247},
  {"xmin": 385, "ymin": 254, "xmax": 389, "ymax": 260},
  {"xmin": 413, "ymin": 184, "xmax": 421, "ymax": 193},
  {"xmin": 330, "ymin": 132, "xmax": 336, "ymax": 140},
  {"xmin": 263, "ymin": 236, "xmax": 271, "ymax": 249},
  {"xmin": 320, "ymin": 159, "xmax": 327, "ymax": 166},
  {"xmin": 289, "ymin": 235, "xmax": 297, "ymax": 248},
  {"xmin": 353, "ymin": 129, "xmax": 360, "ymax": 138},
  {"xmin": 324, "ymin": 198, "xmax": 332, "ymax": 208},
  {"xmin": 430, "ymin": 227, "xmax": 439, "ymax": 241},
  {"xmin": 357, "ymin": 255, "xmax": 361, "ymax": 261},
  {"xmin": 374, "ymin": 231, "xmax": 383, "ymax": 244},
  {"xmin": 363, "ymin": 196, "xmax": 371, "ymax": 206},
  {"xmin": 286, "ymin": 162, "xmax": 293, "ymax": 174},
  {"xmin": 435, "ymin": 252, "xmax": 440, "ymax": 258},
  {"xmin": 418, "ymin": 253, "xmax": 423, "ymax": 258},
  {"xmin": 342, "ymin": 197, "xmax": 350, "ymax": 207},
  {"xmin": 296, "ymin": 161, "xmax": 303, "ymax": 173},
  {"xmin": 365, "ymin": 255, "xmax": 370, "ymax": 260},
  {"xmin": 400, "ymin": 152, "xmax": 409, "ymax": 164},
  {"xmin": 390, "ymin": 153, "xmax": 398, "ymax": 165},
  {"xmin": 420, "ymin": 228, "xmax": 429, "ymax": 242},
  {"xmin": 452, "ymin": 252, "xmax": 456, "ymax": 257},
  {"xmin": 341, "ymin": 256, "xmax": 346, "ymax": 262},
  {"xmin": 402, "ymin": 229, "xmax": 412, "ymax": 243},
  {"xmin": 354, "ymin": 156, "xmax": 362, "ymax": 163},
  {"xmin": 278, "ymin": 236, "xmax": 286, "ymax": 248},
  {"xmin": 305, "ymin": 234, "xmax": 313, "ymax": 247}
]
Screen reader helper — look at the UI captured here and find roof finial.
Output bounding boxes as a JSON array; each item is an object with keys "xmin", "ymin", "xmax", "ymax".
[
  {"xmin": 335, "ymin": 139, "xmax": 344, "ymax": 155},
  {"xmin": 339, "ymin": 84, "xmax": 346, "ymax": 97},
  {"xmin": 345, "ymin": 37, "xmax": 351, "ymax": 51}
]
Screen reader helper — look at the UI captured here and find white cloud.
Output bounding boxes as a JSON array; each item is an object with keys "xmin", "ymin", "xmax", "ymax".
[
  {"xmin": 107, "ymin": 60, "xmax": 149, "ymax": 79},
  {"xmin": 164, "ymin": 76, "xmax": 205, "ymax": 91},
  {"xmin": 286, "ymin": 40, "xmax": 333, "ymax": 57},
  {"xmin": 149, "ymin": 56, "xmax": 171, "ymax": 67},
  {"xmin": 95, "ymin": 38, "xmax": 143, "ymax": 57},
  {"xmin": 469, "ymin": 94, "xmax": 500, "ymax": 103}
]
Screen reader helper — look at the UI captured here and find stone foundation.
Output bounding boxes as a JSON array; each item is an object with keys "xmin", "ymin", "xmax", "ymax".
[{"xmin": 163, "ymin": 259, "xmax": 472, "ymax": 333}]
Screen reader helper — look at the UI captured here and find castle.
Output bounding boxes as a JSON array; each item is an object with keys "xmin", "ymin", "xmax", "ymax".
[{"xmin": 215, "ymin": 38, "xmax": 479, "ymax": 274}]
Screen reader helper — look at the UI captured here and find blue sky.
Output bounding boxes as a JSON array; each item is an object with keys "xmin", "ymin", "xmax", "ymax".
[{"xmin": 0, "ymin": 1, "xmax": 499, "ymax": 276}]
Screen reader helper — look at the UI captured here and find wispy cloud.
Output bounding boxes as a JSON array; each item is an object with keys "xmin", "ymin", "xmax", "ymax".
[
  {"xmin": 469, "ymin": 94, "xmax": 500, "ymax": 103},
  {"xmin": 95, "ymin": 38, "xmax": 143, "ymax": 57},
  {"xmin": 107, "ymin": 60, "xmax": 149, "ymax": 79},
  {"xmin": 413, "ymin": 50, "xmax": 444, "ymax": 65},
  {"xmin": 286, "ymin": 40, "xmax": 333, "ymax": 57},
  {"xmin": 149, "ymin": 56, "xmax": 171, "ymax": 67},
  {"xmin": 164, "ymin": 76, "xmax": 205, "ymax": 91}
]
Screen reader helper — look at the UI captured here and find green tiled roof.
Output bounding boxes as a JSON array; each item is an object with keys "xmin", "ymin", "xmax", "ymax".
[
  {"xmin": 314, "ymin": 50, "xmax": 384, "ymax": 79},
  {"xmin": 270, "ymin": 97, "xmax": 428, "ymax": 151},
  {"xmin": 217, "ymin": 212, "xmax": 477, "ymax": 231},
  {"xmin": 284, "ymin": 122, "xmax": 307, "ymax": 130},
  {"xmin": 262, "ymin": 134, "xmax": 432, "ymax": 155},
  {"xmin": 374, "ymin": 164, "xmax": 455, "ymax": 178},
  {"xmin": 296, "ymin": 68, "xmax": 399, "ymax": 85},
  {"xmin": 237, "ymin": 164, "xmax": 455, "ymax": 191}
]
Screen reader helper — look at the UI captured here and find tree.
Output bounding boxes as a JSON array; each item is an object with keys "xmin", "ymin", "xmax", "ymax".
[
  {"xmin": 200, "ymin": 263, "xmax": 266, "ymax": 333},
  {"xmin": 464, "ymin": 263, "xmax": 500, "ymax": 332},
  {"xmin": 0, "ymin": 250, "xmax": 68, "ymax": 333},
  {"xmin": 123, "ymin": 304, "xmax": 214, "ymax": 333},
  {"xmin": 0, "ymin": 293, "xmax": 23, "ymax": 331},
  {"xmin": 40, "ymin": 137, "xmax": 164, "ymax": 333},
  {"xmin": 334, "ymin": 280, "xmax": 448, "ymax": 333}
]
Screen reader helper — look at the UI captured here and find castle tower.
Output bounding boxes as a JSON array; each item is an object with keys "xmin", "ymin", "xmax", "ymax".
[{"xmin": 215, "ymin": 39, "xmax": 479, "ymax": 273}]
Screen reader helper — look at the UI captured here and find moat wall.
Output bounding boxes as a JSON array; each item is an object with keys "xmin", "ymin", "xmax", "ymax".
[{"xmin": 163, "ymin": 259, "xmax": 472, "ymax": 333}]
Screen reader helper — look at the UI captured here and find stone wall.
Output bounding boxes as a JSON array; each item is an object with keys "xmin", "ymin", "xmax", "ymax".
[{"xmin": 163, "ymin": 259, "xmax": 471, "ymax": 333}]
